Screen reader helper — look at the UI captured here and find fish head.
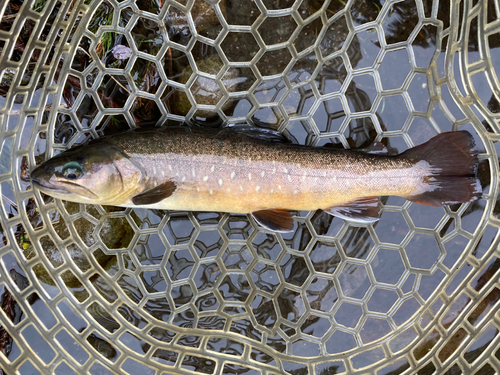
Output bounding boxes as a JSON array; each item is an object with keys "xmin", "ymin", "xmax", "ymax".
[{"xmin": 31, "ymin": 142, "xmax": 139, "ymax": 205}]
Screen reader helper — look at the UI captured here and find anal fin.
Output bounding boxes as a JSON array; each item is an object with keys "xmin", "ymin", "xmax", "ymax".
[
  {"xmin": 324, "ymin": 197, "xmax": 382, "ymax": 223},
  {"xmin": 251, "ymin": 209, "xmax": 294, "ymax": 232},
  {"xmin": 131, "ymin": 181, "xmax": 177, "ymax": 205}
]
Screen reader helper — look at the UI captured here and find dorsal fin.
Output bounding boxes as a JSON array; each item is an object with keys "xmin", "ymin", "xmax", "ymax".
[
  {"xmin": 229, "ymin": 125, "xmax": 290, "ymax": 143},
  {"xmin": 358, "ymin": 142, "xmax": 388, "ymax": 155}
]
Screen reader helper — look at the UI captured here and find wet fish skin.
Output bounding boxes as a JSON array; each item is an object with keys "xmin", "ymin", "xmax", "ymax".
[{"xmin": 30, "ymin": 126, "xmax": 481, "ymax": 231}]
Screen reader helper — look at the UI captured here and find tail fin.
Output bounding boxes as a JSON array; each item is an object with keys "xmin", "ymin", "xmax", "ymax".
[{"xmin": 401, "ymin": 131, "xmax": 482, "ymax": 206}]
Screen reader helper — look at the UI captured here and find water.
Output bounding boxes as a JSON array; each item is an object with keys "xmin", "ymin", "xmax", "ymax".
[{"xmin": 0, "ymin": 0, "xmax": 499, "ymax": 374}]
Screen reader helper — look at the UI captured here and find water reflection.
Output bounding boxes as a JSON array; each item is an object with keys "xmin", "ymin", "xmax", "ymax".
[{"xmin": 1, "ymin": 0, "xmax": 496, "ymax": 372}]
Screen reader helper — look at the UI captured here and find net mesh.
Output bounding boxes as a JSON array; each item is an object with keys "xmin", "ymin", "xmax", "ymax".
[{"xmin": 0, "ymin": 0, "xmax": 500, "ymax": 374}]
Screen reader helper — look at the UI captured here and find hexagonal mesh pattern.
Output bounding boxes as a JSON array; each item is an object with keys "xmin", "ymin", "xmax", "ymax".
[{"xmin": 0, "ymin": 0, "xmax": 500, "ymax": 374}]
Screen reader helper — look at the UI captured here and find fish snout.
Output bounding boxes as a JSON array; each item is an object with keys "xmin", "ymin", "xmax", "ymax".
[{"xmin": 30, "ymin": 165, "xmax": 70, "ymax": 195}]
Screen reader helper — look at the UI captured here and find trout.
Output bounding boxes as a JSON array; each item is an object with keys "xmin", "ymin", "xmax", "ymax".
[{"xmin": 30, "ymin": 126, "xmax": 481, "ymax": 232}]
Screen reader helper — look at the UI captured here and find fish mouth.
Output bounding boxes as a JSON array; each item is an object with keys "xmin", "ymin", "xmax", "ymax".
[
  {"xmin": 31, "ymin": 178, "xmax": 99, "ymax": 200},
  {"xmin": 58, "ymin": 180, "xmax": 99, "ymax": 199},
  {"xmin": 31, "ymin": 177, "xmax": 72, "ymax": 195}
]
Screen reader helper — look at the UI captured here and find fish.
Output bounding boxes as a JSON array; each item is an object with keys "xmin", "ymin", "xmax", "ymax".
[{"xmin": 30, "ymin": 126, "xmax": 482, "ymax": 232}]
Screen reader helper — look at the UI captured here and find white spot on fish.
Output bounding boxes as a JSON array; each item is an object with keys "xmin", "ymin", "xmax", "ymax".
[
  {"xmin": 256, "ymin": 186, "xmax": 261, "ymax": 192},
  {"xmin": 270, "ymin": 189, "xmax": 274, "ymax": 193},
  {"xmin": 240, "ymin": 185, "xmax": 243, "ymax": 190},
  {"xmin": 210, "ymin": 189, "xmax": 213, "ymax": 195},
  {"xmin": 218, "ymin": 179, "xmax": 223, "ymax": 186},
  {"xmin": 203, "ymin": 176, "xmax": 209, "ymax": 181},
  {"xmin": 248, "ymin": 173, "xmax": 252, "ymax": 181},
  {"xmin": 278, "ymin": 185, "xmax": 282, "ymax": 190},
  {"xmin": 272, "ymin": 168, "xmax": 276, "ymax": 174},
  {"xmin": 261, "ymin": 171, "xmax": 265, "ymax": 177},
  {"xmin": 231, "ymin": 172, "xmax": 236, "ymax": 179},
  {"xmin": 211, "ymin": 165, "xmax": 215, "ymax": 172},
  {"xmin": 161, "ymin": 171, "xmax": 165, "ymax": 176},
  {"xmin": 182, "ymin": 176, "xmax": 186, "ymax": 182},
  {"xmin": 196, "ymin": 187, "xmax": 200, "ymax": 192},
  {"xmin": 284, "ymin": 168, "xmax": 288, "ymax": 173},
  {"xmin": 297, "ymin": 163, "xmax": 301, "ymax": 168},
  {"xmin": 294, "ymin": 190, "xmax": 298, "ymax": 194},
  {"xmin": 168, "ymin": 165, "xmax": 172, "ymax": 171},
  {"xmin": 153, "ymin": 167, "xmax": 156, "ymax": 175},
  {"xmin": 154, "ymin": 181, "xmax": 157, "ymax": 186},
  {"xmin": 323, "ymin": 171, "xmax": 327, "ymax": 177},
  {"xmin": 257, "ymin": 155, "xmax": 261, "ymax": 160},
  {"xmin": 192, "ymin": 168, "xmax": 196, "ymax": 177},
  {"xmin": 248, "ymin": 157, "xmax": 252, "ymax": 162},
  {"xmin": 288, "ymin": 175, "xmax": 292, "ymax": 182}
]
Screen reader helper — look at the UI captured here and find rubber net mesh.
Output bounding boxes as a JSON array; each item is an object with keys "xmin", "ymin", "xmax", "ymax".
[{"xmin": 0, "ymin": 0, "xmax": 500, "ymax": 374}]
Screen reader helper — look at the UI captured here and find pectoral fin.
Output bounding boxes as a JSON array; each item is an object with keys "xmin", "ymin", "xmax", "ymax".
[
  {"xmin": 131, "ymin": 181, "xmax": 177, "ymax": 205},
  {"xmin": 251, "ymin": 209, "xmax": 294, "ymax": 232},
  {"xmin": 324, "ymin": 197, "xmax": 382, "ymax": 223}
]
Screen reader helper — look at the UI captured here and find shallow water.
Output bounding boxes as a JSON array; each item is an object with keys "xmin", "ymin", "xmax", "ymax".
[{"xmin": 0, "ymin": 0, "xmax": 500, "ymax": 374}]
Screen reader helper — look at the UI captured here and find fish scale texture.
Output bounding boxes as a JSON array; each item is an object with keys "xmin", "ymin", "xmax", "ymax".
[{"xmin": 0, "ymin": 0, "xmax": 498, "ymax": 374}]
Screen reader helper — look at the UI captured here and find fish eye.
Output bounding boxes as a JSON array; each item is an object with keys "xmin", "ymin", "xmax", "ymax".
[{"xmin": 61, "ymin": 162, "xmax": 83, "ymax": 180}]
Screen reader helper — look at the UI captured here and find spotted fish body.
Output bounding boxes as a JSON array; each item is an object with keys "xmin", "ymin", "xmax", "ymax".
[
  {"xmin": 110, "ymin": 128, "xmax": 419, "ymax": 210},
  {"xmin": 31, "ymin": 126, "xmax": 481, "ymax": 231}
]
